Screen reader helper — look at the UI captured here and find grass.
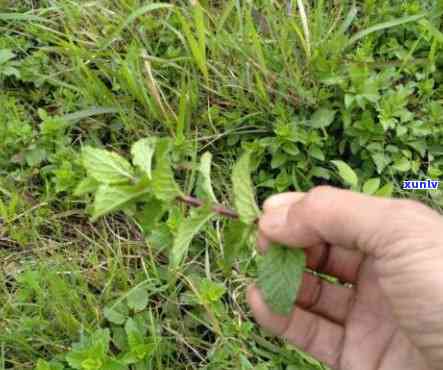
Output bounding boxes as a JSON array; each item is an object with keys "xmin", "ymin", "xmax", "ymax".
[{"xmin": 1, "ymin": 0, "xmax": 443, "ymax": 369}]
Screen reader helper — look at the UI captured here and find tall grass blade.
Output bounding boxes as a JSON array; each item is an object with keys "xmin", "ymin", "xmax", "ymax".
[{"xmin": 347, "ymin": 13, "xmax": 427, "ymax": 47}]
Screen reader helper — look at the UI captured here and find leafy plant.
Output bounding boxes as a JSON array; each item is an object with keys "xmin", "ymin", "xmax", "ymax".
[
  {"xmin": 78, "ymin": 139, "xmax": 306, "ymax": 316},
  {"xmin": 3, "ymin": 1, "xmax": 443, "ymax": 369}
]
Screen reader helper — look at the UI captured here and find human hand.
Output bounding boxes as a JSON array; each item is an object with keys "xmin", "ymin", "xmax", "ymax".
[{"xmin": 247, "ymin": 186, "xmax": 443, "ymax": 370}]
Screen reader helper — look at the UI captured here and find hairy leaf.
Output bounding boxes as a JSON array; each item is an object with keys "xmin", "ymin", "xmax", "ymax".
[
  {"xmin": 131, "ymin": 137, "xmax": 157, "ymax": 179},
  {"xmin": 170, "ymin": 207, "xmax": 214, "ymax": 268},
  {"xmin": 257, "ymin": 244, "xmax": 306, "ymax": 315},
  {"xmin": 82, "ymin": 147, "xmax": 134, "ymax": 184},
  {"xmin": 151, "ymin": 139, "xmax": 182, "ymax": 201},
  {"xmin": 196, "ymin": 151, "xmax": 217, "ymax": 202},
  {"xmin": 92, "ymin": 184, "xmax": 149, "ymax": 221},
  {"xmin": 135, "ymin": 197, "xmax": 165, "ymax": 234},
  {"xmin": 232, "ymin": 151, "xmax": 261, "ymax": 224},
  {"xmin": 223, "ymin": 220, "xmax": 250, "ymax": 275},
  {"xmin": 74, "ymin": 177, "xmax": 100, "ymax": 196},
  {"xmin": 331, "ymin": 160, "xmax": 358, "ymax": 188}
]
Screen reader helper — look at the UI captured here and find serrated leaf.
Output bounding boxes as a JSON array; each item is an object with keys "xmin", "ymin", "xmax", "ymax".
[
  {"xmin": 74, "ymin": 177, "xmax": 100, "ymax": 196},
  {"xmin": 231, "ymin": 151, "xmax": 261, "ymax": 224},
  {"xmin": 223, "ymin": 220, "xmax": 250, "ymax": 275},
  {"xmin": 196, "ymin": 152, "xmax": 217, "ymax": 202},
  {"xmin": 66, "ymin": 329, "xmax": 111, "ymax": 368},
  {"xmin": 146, "ymin": 224, "xmax": 173, "ymax": 253},
  {"xmin": 92, "ymin": 184, "xmax": 149, "ymax": 221},
  {"xmin": 170, "ymin": 207, "xmax": 214, "ymax": 268},
  {"xmin": 35, "ymin": 360, "xmax": 64, "ymax": 370},
  {"xmin": 151, "ymin": 139, "xmax": 182, "ymax": 201},
  {"xmin": 127, "ymin": 285, "xmax": 149, "ymax": 311},
  {"xmin": 257, "ymin": 244, "xmax": 306, "ymax": 315},
  {"xmin": 131, "ymin": 138, "xmax": 157, "ymax": 179},
  {"xmin": 331, "ymin": 160, "xmax": 359, "ymax": 188},
  {"xmin": 135, "ymin": 198, "xmax": 165, "ymax": 234},
  {"xmin": 310, "ymin": 108, "xmax": 336, "ymax": 128},
  {"xmin": 362, "ymin": 178, "xmax": 380, "ymax": 195},
  {"xmin": 82, "ymin": 147, "xmax": 135, "ymax": 184},
  {"xmin": 198, "ymin": 278, "xmax": 226, "ymax": 303}
]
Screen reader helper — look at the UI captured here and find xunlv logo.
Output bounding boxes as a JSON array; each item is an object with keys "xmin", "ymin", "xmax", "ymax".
[{"xmin": 402, "ymin": 180, "xmax": 440, "ymax": 190}]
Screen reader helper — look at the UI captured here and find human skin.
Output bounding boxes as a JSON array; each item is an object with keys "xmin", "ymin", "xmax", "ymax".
[{"xmin": 247, "ymin": 186, "xmax": 443, "ymax": 370}]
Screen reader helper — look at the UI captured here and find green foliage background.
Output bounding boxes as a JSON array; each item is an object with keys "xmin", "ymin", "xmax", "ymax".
[{"xmin": 1, "ymin": 0, "xmax": 443, "ymax": 369}]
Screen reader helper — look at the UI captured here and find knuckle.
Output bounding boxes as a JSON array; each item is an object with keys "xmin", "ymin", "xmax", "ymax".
[
  {"xmin": 306, "ymin": 185, "xmax": 335, "ymax": 200},
  {"xmin": 392, "ymin": 198, "xmax": 430, "ymax": 216},
  {"xmin": 300, "ymin": 315, "xmax": 320, "ymax": 353},
  {"xmin": 302, "ymin": 186, "xmax": 334, "ymax": 212},
  {"xmin": 296, "ymin": 186, "xmax": 336, "ymax": 224}
]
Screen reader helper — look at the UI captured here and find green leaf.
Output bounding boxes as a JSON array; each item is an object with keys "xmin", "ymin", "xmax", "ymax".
[
  {"xmin": 375, "ymin": 182, "xmax": 394, "ymax": 197},
  {"xmin": 196, "ymin": 152, "xmax": 217, "ymax": 202},
  {"xmin": 257, "ymin": 244, "xmax": 306, "ymax": 315},
  {"xmin": 35, "ymin": 360, "xmax": 64, "ymax": 370},
  {"xmin": 74, "ymin": 177, "xmax": 100, "ymax": 196},
  {"xmin": 151, "ymin": 140, "xmax": 182, "ymax": 201},
  {"xmin": 392, "ymin": 157, "xmax": 411, "ymax": 172},
  {"xmin": 170, "ymin": 207, "xmax": 214, "ymax": 268},
  {"xmin": 331, "ymin": 160, "xmax": 359, "ymax": 188},
  {"xmin": 82, "ymin": 147, "xmax": 135, "ymax": 184},
  {"xmin": 135, "ymin": 198, "xmax": 166, "ymax": 234},
  {"xmin": 25, "ymin": 147, "xmax": 47, "ymax": 167},
  {"xmin": 231, "ymin": 151, "xmax": 261, "ymax": 224},
  {"xmin": 198, "ymin": 278, "xmax": 226, "ymax": 303},
  {"xmin": 347, "ymin": 13, "xmax": 426, "ymax": 47},
  {"xmin": 310, "ymin": 108, "xmax": 336, "ymax": 128},
  {"xmin": 223, "ymin": 220, "xmax": 250, "ymax": 275},
  {"xmin": 92, "ymin": 184, "xmax": 149, "ymax": 221},
  {"xmin": 0, "ymin": 49, "xmax": 15, "ymax": 65},
  {"xmin": 146, "ymin": 224, "xmax": 173, "ymax": 253},
  {"xmin": 124, "ymin": 318, "xmax": 155, "ymax": 362},
  {"xmin": 102, "ymin": 3, "xmax": 174, "ymax": 48},
  {"xmin": 362, "ymin": 178, "xmax": 380, "ymax": 195},
  {"xmin": 127, "ymin": 285, "xmax": 149, "ymax": 311},
  {"xmin": 66, "ymin": 329, "xmax": 110, "ymax": 369},
  {"xmin": 131, "ymin": 138, "xmax": 157, "ymax": 179},
  {"xmin": 372, "ymin": 152, "xmax": 391, "ymax": 174},
  {"xmin": 311, "ymin": 166, "xmax": 331, "ymax": 180},
  {"xmin": 104, "ymin": 301, "xmax": 128, "ymax": 325},
  {"xmin": 308, "ymin": 145, "xmax": 325, "ymax": 161}
]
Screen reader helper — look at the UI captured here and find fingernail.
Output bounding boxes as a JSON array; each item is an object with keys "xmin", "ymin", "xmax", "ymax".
[{"xmin": 263, "ymin": 192, "xmax": 305, "ymax": 212}]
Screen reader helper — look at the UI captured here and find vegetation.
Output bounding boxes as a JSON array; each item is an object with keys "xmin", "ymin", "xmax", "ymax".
[{"xmin": 1, "ymin": 0, "xmax": 443, "ymax": 369}]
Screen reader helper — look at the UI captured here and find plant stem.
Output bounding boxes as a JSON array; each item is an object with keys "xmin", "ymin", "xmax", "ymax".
[{"xmin": 177, "ymin": 195, "xmax": 239, "ymax": 219}]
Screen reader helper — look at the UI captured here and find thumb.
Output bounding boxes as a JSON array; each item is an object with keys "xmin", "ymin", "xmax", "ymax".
[{"xmin": 259, "ymin": 186, "xmax": 443, "ymax": 257}]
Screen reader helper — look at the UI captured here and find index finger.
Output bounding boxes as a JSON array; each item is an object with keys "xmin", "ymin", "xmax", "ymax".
[{"xmin": 259, "ymin": 186, "xmax": 441, "ymax": 257}]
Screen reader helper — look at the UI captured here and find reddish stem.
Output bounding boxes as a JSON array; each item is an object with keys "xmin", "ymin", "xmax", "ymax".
[{"xmin": 177, "ymin": 195, "xmax": 239, "ymax": 219}]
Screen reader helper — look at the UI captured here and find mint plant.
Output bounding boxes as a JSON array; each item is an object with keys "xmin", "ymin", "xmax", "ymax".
[{"xmin": 78, "ymin": 138, "xmax": 306, "ymax": 315}]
